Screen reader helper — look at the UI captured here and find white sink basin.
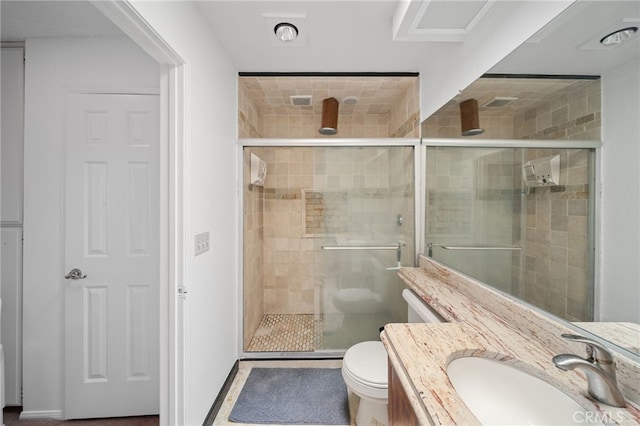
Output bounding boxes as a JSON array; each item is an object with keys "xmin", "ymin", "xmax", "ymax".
[{"xmin": 447, "ymin": 357, "xmax": 602, "ymax": 425}]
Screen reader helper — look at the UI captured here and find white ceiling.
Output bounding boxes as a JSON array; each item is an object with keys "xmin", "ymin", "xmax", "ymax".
[
  {"xmin": 0, "ymin": 1, "xmax": 123, "ymax": 41},
  {"xmin": 1, "ymin": 1, "xmax": 638, "ymax": 112}
]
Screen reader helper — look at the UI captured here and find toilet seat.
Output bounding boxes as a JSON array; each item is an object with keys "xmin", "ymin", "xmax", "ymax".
[{"xmin": 342, "ymin": 341, "xmax": 388, "ymax": 400}]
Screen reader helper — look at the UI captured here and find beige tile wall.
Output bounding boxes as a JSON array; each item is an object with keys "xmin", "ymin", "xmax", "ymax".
[
  {"xmin": 239, "ymin": 80, "xmax": 263, "ymax": 138},
  {"xmin": 248, "ymin": 147, "xmax": 415, "ymax": 318},
  {"xmin": 517, "ymin": 149, "xmax": 592, "ymax": 322},
  {"xmin": 262, "ymin": 113, "xmax": 391, "ymax": 138},
  {"xmin": 514, "ymin": 80, "xmax": 601, "ymax": 141},
  {"xmin": 389, "ymin": 78, "xmax": 421, "ymax": 138},
  {"xmin": 512, "ymin": 81, "xmax": 599, "ymax": 322},
  {"xmin": 421, "ymin": 114, "xmax": 514, "ymax": 139},
  {"xmin": 239, "ymin": 76, "xmax": 420, "ymax": 139}
]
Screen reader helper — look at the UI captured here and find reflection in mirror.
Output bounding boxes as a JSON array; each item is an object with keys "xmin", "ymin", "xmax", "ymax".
[
  {"xmin": 422, "ymin": 74, "xmax": 640, "ymax": 357},
  {"xmin": 422, "ymin": 77, "xmax": 601, "ymax": 141},
  {"xmin": 421, "ymin": 69, "xmax": 640, "ymax": 353},
  {"xmin": 425, "ymin": 145, "xmax": 595, "ymax": 323}
]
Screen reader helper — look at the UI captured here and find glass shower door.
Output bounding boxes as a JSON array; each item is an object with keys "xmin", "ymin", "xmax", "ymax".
[
  {"xmin": 425, "ymin": 146, "xmax": 595, "ymax": 322},
  {"xmin": 243, "ymin": 145, "xmax": 415, "ymax": 353},
  {"xmin": 314, "ymin": 146, "xmax": 414, "ymax": 350},
  {"xmin": 425, "ymin": 146, "xmax": 524, "ymax": 294}
]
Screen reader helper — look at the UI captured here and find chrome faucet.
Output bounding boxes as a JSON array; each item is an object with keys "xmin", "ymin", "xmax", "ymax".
[{"xmin": 552, "ymin": 333, "xmax": 627, "ymax": 407}]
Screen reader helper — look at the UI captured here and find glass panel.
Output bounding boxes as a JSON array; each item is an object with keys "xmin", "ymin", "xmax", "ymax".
[
  {"xmin": 425, "ymin": 146, "xmax": 594, "ymax": 322},
  {"xmin": 243, "ymin": 146, "xmax": 414, "ymax": 353}
]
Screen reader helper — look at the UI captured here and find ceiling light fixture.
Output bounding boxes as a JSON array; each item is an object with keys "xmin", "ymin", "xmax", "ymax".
[
  {"xmin": 459, "ymin": 99, "xmax": 484, "ymax": 137},
  {"xmin": 319, "ymin": 97, "xmax": 339, "ymax": 135},
  {"xmin": 274, "ymin": 22, "xmax": 298, "ymax": 42},
  {"xmin": 342, "ymin": 96, "xmax": 359, "ymax": 105},
  {"xmin": 600, "ymin": 26, "xmax": 638, "ymax": 46}
]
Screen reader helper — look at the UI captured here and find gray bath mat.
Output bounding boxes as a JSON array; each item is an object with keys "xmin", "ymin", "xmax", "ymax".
[{"xmin": 229, "ymin": 368, "xmax": 350, "ymax": 425}]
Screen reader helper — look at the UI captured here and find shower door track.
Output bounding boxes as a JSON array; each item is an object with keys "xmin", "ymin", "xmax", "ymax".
[{"xmin": 240, "ymin": 138, "xmax": 421, "ymax": 147}]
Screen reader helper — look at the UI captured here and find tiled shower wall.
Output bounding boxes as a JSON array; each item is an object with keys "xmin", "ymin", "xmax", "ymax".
[
  {"xmin": 238, "ymin": 78, "xmax": 420, "ymax": 138},
  {"xmin": 422, "ymin": 114, "xmax": 514, "ymax": 139},
  {"xmin": 514, "ymin": 81, "xmax": 599, "ymax": 321},
  {"xmin": 421, "ymin": 80, "xmax": 600, "ymax": 141},
  {"xmin": 517, "ymin": 149, "xmax": 592, "ymax": 321},
  {"xmin": 245, "ymin": 147, "xmax": 415, "ymax": 316},
  {"xmin": 513, "ymin": 80, "xmax": 601, "ymax": 141},
  {"xmin": 239, "ymin": 79, "xmax": 263, "ymax": 138}
]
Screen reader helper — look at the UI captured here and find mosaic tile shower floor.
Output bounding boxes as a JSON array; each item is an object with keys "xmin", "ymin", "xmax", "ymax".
[
  {"xmin": 246, "ymin": 314, "xmax": 324, "ymax": 352},
  {"xmin": 246, "ymin": 313, "xmax": 394, "ymax": 352}
]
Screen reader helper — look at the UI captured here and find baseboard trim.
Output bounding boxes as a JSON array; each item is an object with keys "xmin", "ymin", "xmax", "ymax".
[
  {"xmin": 19, "ymin": 409, "xmax": 63, "ymax": 420},
  {"xmin": 202, "ymin": 360, "xmax": 239, "ymax": 426}
]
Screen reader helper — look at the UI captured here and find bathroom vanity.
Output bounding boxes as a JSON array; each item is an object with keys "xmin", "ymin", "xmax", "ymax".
[{"xmin": 381, "ymin": 256, "xmax": 640, "ymax": 425}]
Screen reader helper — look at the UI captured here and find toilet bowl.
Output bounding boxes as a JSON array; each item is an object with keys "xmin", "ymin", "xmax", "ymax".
[
  {"xmin": 342, "ymin": 289, "xmax": 445, "ymax": 425},
  {"xmin": 342, "ymin": 341, "xmax": 388, "ymax": 425}
]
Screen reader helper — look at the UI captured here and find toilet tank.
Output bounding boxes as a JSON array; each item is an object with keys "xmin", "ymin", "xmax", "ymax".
[{"xmin": 402, "ymin": 289, "xmax": 445, "ymax": 323}]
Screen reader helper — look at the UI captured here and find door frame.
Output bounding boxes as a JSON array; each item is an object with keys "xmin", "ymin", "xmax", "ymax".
[{"xmin": 89, "ymin": 2, "xmax": 186, "ymax": 424}]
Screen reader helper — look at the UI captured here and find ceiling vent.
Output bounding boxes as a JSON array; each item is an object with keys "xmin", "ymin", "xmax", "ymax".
[
  {"xmin": 290, "ymin": 95, "xmax": 313, "ymax": 106},
  {"xmin": 482, "ymin": 97, "xmax": 518, "ymax": 108}
]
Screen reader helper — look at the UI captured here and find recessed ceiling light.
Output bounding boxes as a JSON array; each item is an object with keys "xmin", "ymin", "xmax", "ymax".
[
  {"xmin": 274, "ymin": 23, "xmax": 298, "ymax": 42},
  {"xmin": 600, "ymin": 26, "xmax": 638, "ymax": 46},
  {"xmin": 342, "ymin": 96, "xmax": 359, "ymax": 105}
]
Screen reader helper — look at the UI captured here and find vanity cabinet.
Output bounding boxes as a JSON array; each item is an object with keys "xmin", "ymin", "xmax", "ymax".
[{"xmin": 388, "ymin": 359, "xmax": 419, "ymax": 425}]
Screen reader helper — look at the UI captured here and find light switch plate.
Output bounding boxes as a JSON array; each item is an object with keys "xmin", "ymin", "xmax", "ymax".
[{"xmin": 194, "ymin": 232, "xmax": 210, "ymax": 256}]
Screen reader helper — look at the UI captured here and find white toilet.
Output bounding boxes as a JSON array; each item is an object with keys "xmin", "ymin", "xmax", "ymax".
[{"xmin": 341, "ymin": 289, "xmax": 445, "ymax": 425}]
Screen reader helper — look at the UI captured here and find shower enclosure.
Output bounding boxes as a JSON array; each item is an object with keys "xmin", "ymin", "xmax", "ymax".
[
  {"xmin": 424, "ymin": 143, "xmax": 596, "ymax": 322},
  {"xmin": 243, "ymin": 144, "xmax": 415, "ymax": 353}
]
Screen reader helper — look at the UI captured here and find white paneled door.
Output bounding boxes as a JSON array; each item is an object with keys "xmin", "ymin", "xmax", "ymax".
[{"xmin": 64, "ymin": 94, "xmax": 159, "ymax": 419}]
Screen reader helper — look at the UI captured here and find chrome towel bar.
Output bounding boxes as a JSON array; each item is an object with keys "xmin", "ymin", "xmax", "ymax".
[
  {"xmin": 321, "ymin": 244, "xmax": 402, "ymax": 251},
  {"xmin": 427, "ymin": 243, "xmax": 521, "ymax": 257},
  {"xmin": 437, "ymin": 245, "xmax": 521, "ymax": 251},
  {"xmin": 321, "ymin": 242, "xmax": 406, "ymax": 270}
]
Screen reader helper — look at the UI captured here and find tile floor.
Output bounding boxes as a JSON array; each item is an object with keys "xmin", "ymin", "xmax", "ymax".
[{"xmin": 212, "ymin": 360, "xmax": 359, "ymax": 426}]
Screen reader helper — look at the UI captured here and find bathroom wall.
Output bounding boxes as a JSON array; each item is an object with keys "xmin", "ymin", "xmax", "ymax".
[
  {"xmin": 600, "ymin": 56, "xmax": 640, "ymax": 324},
  {"xmin": 111, "ymin": 2, "xmax": 241, "ymax": 423}
]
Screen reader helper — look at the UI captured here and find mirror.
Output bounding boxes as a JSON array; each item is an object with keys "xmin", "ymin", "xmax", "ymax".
[{"xmin": 421, "ymin": 1, "xmax": 640, "ymax": 357}]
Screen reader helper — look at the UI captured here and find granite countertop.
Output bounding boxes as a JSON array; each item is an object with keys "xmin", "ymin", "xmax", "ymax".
[{"xmin": 381, "ymin": 259, "xmax": 640, "ymax": 425}]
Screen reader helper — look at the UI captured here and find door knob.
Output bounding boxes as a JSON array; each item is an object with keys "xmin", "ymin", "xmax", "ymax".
[{"xmin": 65, "ymin": 268, "xmax": 87, "ymax": 280}]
